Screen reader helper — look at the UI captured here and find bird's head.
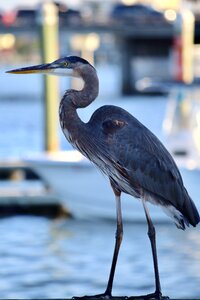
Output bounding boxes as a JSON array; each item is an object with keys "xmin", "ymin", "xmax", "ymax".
[{"xmin": 6, "ymin": 56, "xmax": 93, "ymax": 78}]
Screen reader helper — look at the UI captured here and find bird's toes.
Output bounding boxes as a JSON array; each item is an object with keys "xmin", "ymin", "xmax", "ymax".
[
  {"xmin": 72, "ymin": 294, "xmax": 111, "ymax": 300},
  {"xmin": 142, "ymin": 292, "xmax": 170, "ymax": 300}
]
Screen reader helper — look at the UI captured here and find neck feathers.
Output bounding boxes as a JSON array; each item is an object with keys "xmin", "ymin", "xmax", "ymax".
[
  {"xmin": 72, "ymin": 64, "xmax": 99, "ymax": 108},
  {"xmin": 59, "ymin": 63, "xmax": 99, "ymax": 145}
]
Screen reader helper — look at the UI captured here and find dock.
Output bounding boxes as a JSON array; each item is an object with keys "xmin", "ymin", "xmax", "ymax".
[{"xmin": 0, "ymin": 159, "xmax": 71, "ymax": 218}]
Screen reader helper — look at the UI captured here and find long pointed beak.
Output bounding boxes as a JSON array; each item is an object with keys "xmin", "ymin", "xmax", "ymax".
[{"xmin": 6, "ymin": 63, "xmax": 54, "ymax": 74}]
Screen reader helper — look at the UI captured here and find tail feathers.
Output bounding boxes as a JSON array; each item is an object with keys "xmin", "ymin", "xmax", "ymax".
[
  {"xmin": 162, "ymin": 205, "xmax": 189, "ymax": 230},
  {"xmin": 181, "ymin": 193, "xmax": 200, "ymax": 228},
  {"xmin": 162, "ymin": 193, "xmax": 200, "ymax": 230}
]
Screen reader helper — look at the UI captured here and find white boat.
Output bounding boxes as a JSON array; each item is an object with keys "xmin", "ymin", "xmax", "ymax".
[{"xmin": 24, "ymin": 149, "xmax": 200, "ymax": 222}]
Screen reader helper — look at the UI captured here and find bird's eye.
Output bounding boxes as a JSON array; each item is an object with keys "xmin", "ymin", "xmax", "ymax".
[{"xmin": 63, "ymin": 62, "xmax": 68, "ymax": 67}]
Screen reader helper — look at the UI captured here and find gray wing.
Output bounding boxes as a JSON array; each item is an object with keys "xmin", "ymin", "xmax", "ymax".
[
  {"xmin": 110, "ymin": 120, "xmax": 184, "ymax": 206},
  {"xmin": 88, "ymin": 105, "xmax": 184, "ymax": 207}
]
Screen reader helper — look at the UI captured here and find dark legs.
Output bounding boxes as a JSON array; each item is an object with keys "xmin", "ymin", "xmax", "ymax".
[
  {"xmin": 73, "ymin": 187, "xmax": 123, "ymax": 299},
  {"xmin": 104, "ymin": 189, "xmax": 123, "ymax": 297},
  {"xmin": 74, "ymin": 191, "xmax": 166, "ymax": 300},
  {"xmin": 142, "ymin": 200, "xmax": 162, "ymax": 300}
]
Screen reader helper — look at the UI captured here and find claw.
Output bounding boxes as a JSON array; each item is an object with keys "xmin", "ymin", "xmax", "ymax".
[
  {"xmin": 146, "ymin": 292, "xmax": 169, "ymax": 300},
  {"xmin": 128, "ymin": 292, "xmax": 169, "ymax": 300}
]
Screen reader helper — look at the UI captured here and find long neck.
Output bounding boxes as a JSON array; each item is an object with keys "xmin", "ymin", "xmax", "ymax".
[
  {"xmin": 59, "ymin": 64, "xmax": 99, "ymax": 144},
  {"xmin": 75, "ymin": 65, "xmax": 99, "ymax": 108}
]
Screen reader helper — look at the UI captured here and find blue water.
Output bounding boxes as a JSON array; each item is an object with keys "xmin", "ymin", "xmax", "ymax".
[
  {"xmin": 0, "ymin": 217, "xmax": 200, "ymax": 299},
  {"xmin": 0, "ymin": 67, "xmax": 200, "ymax": 298}
]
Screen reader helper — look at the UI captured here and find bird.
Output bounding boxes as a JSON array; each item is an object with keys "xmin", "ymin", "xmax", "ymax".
[{"xmin": 7, "ymin": 56, "xmax": 200, "ymax": 300}]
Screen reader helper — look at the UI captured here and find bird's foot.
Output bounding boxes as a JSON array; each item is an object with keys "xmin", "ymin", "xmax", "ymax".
[
  {"xmin": 73, "ymin": 293, "xmax": 111, "ymax": 300},
  {"xmin": 128, "ymin": 291, "xmax": 169, "ymax": 300},
  {"xmin": 131, "ymin": 291, "xmax": 169, "ymax": 300}
]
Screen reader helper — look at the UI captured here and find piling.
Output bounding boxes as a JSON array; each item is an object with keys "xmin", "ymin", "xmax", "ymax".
[{"xmin": 38, "ymin": 2, "xmax": 60, "ymax": 151}]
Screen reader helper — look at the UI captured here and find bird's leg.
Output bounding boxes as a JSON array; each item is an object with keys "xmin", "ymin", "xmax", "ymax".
[
  {"xmin": 142, "ymin": 200, "xmax": 163, "ymax": 300},
  {"xmin": 104, "ymin": 185, "xmax": 123, "ymax": 297},
  {"xmin": 73, "ymin": 186, "xmax": 123, "ymax": 300}
]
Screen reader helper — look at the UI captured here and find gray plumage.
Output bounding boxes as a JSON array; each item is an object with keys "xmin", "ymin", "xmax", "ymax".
[
  {"xmin": 87, "ymin": 105, "xmax": 199, "ymax": 229},
  {"xmin": 58, "ymin": 57, "xmax": 199, "ymax": 230}
]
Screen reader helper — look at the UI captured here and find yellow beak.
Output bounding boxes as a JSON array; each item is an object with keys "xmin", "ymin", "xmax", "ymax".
[{"xmin": 6, "ymin": 62, "xmax": 54, "ymax": 74}]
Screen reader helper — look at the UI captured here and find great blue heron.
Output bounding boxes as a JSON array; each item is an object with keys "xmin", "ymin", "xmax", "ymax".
[{"xmin": 7, "ymin": 56, "xmax": 200, "ymax": 300}]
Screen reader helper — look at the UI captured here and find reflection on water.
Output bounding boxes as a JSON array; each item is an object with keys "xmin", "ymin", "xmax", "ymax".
[{"xmin": 0, "ymin": 216, "xmax": 199, "ymax": 299}]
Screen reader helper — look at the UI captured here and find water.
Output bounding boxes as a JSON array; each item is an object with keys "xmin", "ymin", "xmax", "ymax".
[
  {"xmin": 0, "ymin": 217, "xmax": 200, "ymax": 299},
  {"xmin": 1, "ymin": 65, "xmax": 200, "ymax": 298}
]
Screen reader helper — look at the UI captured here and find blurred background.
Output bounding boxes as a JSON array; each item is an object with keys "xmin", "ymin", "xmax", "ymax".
[{"xmin": 1, "ymin": 0, "xmax": 200, "ymax": 298}]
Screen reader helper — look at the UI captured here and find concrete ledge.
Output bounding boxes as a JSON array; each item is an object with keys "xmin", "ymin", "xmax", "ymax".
[
  {"xmin": 71, "ymin": 296, "xmax": 171, "ymax": 300},
  {"xmin": 0, "ymin": 296, "xmax": 185, "ymax": 300}
]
